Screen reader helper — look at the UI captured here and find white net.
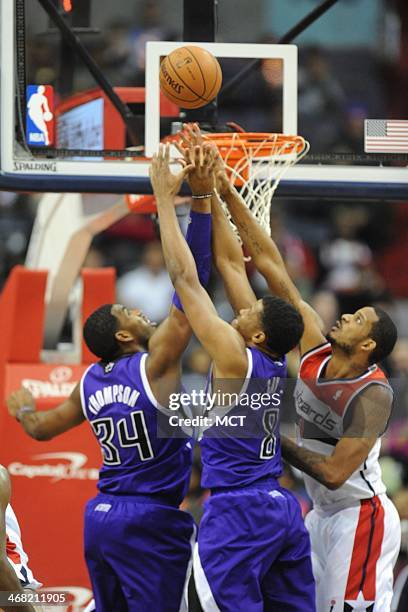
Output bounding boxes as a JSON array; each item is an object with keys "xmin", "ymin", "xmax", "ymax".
[{"xmin": 206, "ymin": 133, "xmax": 310, "ymax": 239}]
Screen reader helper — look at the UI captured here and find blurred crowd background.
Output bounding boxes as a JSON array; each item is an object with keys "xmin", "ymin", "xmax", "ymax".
[{"xmin": 1, "ymin": 0, "xmax": 407, "ymax": 605}]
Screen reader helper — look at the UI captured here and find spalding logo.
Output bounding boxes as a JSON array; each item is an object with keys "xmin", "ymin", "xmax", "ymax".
[{"xmin": 161, "ymin": 64, "xmax": 183, "ymax": 94}]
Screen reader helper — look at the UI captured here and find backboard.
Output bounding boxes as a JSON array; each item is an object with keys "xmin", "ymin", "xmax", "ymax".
[{"xmin": 0, "ymin": 0, "xmax": 407, "ymax": 198}]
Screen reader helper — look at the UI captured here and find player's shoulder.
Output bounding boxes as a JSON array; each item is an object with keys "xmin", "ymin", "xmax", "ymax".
[
  {"xmin": 345, "ymin": 363, "xmax": 392, "ymax": 397},
  {"xmin": 353, "ymin": 368, "xmax": 393, "ymax": 405},
  {"xmin": 248, "ymin": 346, "xmax": 286, "ymax": 376}
]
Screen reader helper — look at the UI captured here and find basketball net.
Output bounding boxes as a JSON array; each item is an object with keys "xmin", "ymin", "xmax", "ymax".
[{"xmin": 203, "ymin": 132, "xmax": 310, "ymax": 239}]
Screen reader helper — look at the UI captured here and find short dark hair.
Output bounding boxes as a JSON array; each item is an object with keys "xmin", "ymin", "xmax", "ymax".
[
  {"xmin": 261, "ymin": 296, "xmax": 304, "ymax": 356},
  {"xmin": 83, "ymin": 304, "xmax": 119, "ymax": 361},
  {"xmin": 368, "ymin": 307, "xmax": 397, "ymax": 364}
]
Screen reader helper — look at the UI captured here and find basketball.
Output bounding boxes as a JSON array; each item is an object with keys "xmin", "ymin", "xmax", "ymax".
[{"xmin": 159, "ymin": 45, "xmax": 222, "ymax": 109}]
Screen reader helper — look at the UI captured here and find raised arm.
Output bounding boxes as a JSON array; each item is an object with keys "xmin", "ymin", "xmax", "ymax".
[
  {"xmin": 150, "ymin": 144, "xmax": 247, "ymax": 379},
  {"xmin": 281, "ymin": 384, "xmax": 392, "ymax": 489},
  {"xmin": 146, "ymin": 149, "xmax": 213, "ymax": 382},
  {"xmin": 219, "ymin": 177, "xmax": 325, "ymax": 354},
  {"xmin": 177, "ymin": 124, "xmax": 256, "ymax": 313},
  {"xmin": 0, "ymin": 466, "xmax": 36, "ymax": 612},
  {"xmin": 211, "ymin": 189, "xmax": 256, "ymax": 313}
]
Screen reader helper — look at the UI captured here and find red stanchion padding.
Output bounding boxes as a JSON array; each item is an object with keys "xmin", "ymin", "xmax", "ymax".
[
  {"xmin": 0, "ymin": 266, "xmax": 47, "ymax": 405},
  {"xmin": 81, "ymin": 268, "xmax": 116, "ymax": 364},
  {"xmin": 0, "ymin": 266, "xmax": 47, "ymax": 364}
]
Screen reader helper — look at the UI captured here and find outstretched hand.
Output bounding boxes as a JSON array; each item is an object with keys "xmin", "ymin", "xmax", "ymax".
[
  {"xmin": 149, "ymin": 143, "xmax": 194, "ymax": 203},
  {"xmin": 177, "ymin": 123, "xmax": 232, "ymax": 196},
  {"xmin": 184, "ymin": 143, "xmax": 217, "ymax": 195},
  {"xmin": 178, "ymin": 122, "xmax": 204, "ymax": 149}
]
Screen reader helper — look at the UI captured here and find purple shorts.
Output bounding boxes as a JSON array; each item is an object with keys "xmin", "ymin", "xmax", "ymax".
[
  {"xmin": 193, "ymin": 479, "xmax": 315, "ymax": 611},
  {"xmin": 84, "ymin": 493, "xmax": 195, "ymax": 612}
]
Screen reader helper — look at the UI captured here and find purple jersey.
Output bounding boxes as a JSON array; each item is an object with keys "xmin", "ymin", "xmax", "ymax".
[
  {"xmin": 80, "ymin": 352, "xmax": 192, "ymax": 504},
  {"xmin": 200, "ymin": 347, "xmax": 287, "ymax": 488}
]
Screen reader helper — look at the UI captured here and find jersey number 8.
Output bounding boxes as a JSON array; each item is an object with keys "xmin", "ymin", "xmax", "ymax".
[{"xmin": 260, "ymin": 408, "xmax": 279, "ymax": 459}]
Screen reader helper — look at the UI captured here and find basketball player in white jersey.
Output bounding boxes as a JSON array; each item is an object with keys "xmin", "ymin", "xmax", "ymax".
[
  {"xmin": 0, "ymin": 465, "xmax": 41, "ymax": 612},
  {"xmin": 216, "ymin": 170, "xmax": 400, "ymax": 611}
]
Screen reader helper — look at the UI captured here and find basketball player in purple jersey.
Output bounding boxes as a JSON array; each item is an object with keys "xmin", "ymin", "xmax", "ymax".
[
  {"xmin": 7, "ymin": 148, "xmax": 215, "ymax": 612},
  {"xmin": 150, "ymin": 141, "xmax": 315, "ymax": 612}
]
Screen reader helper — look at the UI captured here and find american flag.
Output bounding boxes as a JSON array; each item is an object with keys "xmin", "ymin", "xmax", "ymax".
[{"xmin": 365, "ymin": 119, "xmax": 408, "ymax": 152}]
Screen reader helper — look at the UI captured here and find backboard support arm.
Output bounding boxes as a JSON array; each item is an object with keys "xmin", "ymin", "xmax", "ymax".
[{"xmin": 36, "ymin": 0, "xmax": 142, "ymax": 145}]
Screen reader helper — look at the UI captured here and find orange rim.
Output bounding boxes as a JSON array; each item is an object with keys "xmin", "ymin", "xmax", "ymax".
[{"xmin": 202, "ymin": 132, "xmax": 306, "ymax": 160}]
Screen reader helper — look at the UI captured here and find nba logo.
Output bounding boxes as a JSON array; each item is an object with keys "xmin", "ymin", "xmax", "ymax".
[{"xmin": 26, "ymin": 85, "xmax": 55, "ymax": 146}]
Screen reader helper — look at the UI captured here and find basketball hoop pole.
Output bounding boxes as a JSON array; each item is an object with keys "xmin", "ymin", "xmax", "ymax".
[
  {"xmin": 183, "ymin": 0, "xmax": 218, "ymax": 126},
  {"xmin": 218, "ymin": 0, "xmax": 341, "ymax": 103}
]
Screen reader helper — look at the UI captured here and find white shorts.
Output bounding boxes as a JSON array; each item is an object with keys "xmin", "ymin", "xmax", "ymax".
[{"xmin": 306, "ymin": 494, "xmax": 401, "ymax": 612}]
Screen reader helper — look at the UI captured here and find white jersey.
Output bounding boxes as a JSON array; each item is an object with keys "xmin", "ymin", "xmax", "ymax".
[
  {"xmin": 6, "ymin": 504, "xmax": 41, "ymax": 590},
  {"xmin": 295, "ymin": 342, "xmax": 392, "ymax": 510}
]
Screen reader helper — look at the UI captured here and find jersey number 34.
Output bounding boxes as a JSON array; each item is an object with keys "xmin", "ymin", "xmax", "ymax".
[{"xmin": 91, "ymin": 411, "xmax": 154, "ymax": 465}]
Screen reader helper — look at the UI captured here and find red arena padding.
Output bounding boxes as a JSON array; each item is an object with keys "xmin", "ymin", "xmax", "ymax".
[
  {"xmin": 81, "ymin": 267, "xmax": 116, "ymax": 363},
  {"xmin": 0, "ymin": 266, "xmax": 47, "ymax": 366},
  {"xmin": 0, "ymin": 266, "xmax": 117, "ymax": 608}
]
